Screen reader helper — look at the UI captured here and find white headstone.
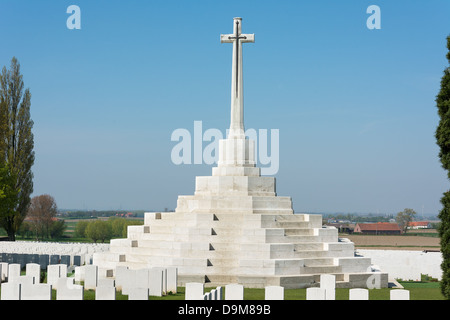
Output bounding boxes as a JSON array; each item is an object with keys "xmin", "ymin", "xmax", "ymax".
[
  {"xmin": 97, "ymin": 278, "xmax": 115, "ymax": 287},
  {"xmin": 390, "ymin": 289, "xmax": 410, "ymax": 300},
  {"xmin": 11, "ymin": 275, "xmax": 34, "ymax": 286},
  {"xmin": 216, "ymin": 286, "xmax": 223, "ymax": 300},
  {"xmin": 185, "ymin": 282, "xmax": 204, "ymax": 300},
  {"xmin": 121, "ymin": 269, "xmax": 140, "ymax": 295},
  {"xmin": 149, "ymin": 268, "xmax": 163, "ymax": 297},
  {"xmin": 265, "ymin": 286, "xmax": 284, "ymax": 300},
  {"xmin": 349, "ymin": 288, "xmax": 369, "ymax": 300},
  {"xmin": 95, "ymin": 286, "xmax": 116, "ymax": 300},
  {"xmin": 74, "ymin": 266, "xmax": 84, "ymax": 282},
  {"xmin": 0, "ymin": 262, "xmax": 8, "ymax": 281},
  {"xmin": 59, "ymin": 263, "xmax": 68, "ymax": 277},
  {"xmin": 203, "ymin": 292, "xmax": 212, "ymax": 300},
  {"xmin": 8, "ymin": 264, "xmax": 21, "ymax": 282},
  {"xmin": 150, "ymin": 267, "xmax": 167, "ymax": 294},
  {"xmin": 306, "ymin": 287, "xmax": 326, "ymax": 300},
  {"xmin": 128, "ymin": 287, "xmax": 149, "ymax": 300},
  {"xmin": 320, "ymin": 274, "xmax": 336, "ymax": 300},
  {"xmin": 62, "ymin": 285, "xmax": 84, "ymax": 300},
  {"xmin": 21, "ymin": 283, "xmax": 52, "ymax": 300},
  {"xmin": 167, "ymin": 267, "xmax": 178, "ymax": 293},
  {"xmin": 26, "ymin": 263, "xmax": 41, "ymax": 284},
  {"xmin": 1, "ymin": 282, "xmax": 21, "ymax": 300},
  {"xmin": 56, "ymin": 277, "xmax": 74, "ymax": 289},
  {"xmin": 225, "ymin": 284, "xmax": 244, "ymax": 300},
  {"xmin": 84, "ymin": 265, "xmax": 98, "ymax": 290},
  {"xmin": 114, "ymin": 265, "xmax": 129, "ymax": 291},
  {"xmin": 47, "ymin": 264, "xmax": 62, "ymax": 287}
]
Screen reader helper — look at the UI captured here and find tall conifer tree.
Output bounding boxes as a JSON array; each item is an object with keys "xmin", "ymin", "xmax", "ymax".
[
  {"xmin": 0, "ymin": 57, "xmax": 35, "ymax": 241},
  {"xmin": 435, "ymin": 36, "xmax": 450, "ymax": 299}
]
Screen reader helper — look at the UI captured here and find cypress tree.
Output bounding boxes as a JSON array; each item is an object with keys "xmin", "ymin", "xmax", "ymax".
[
  {"xmin": 0, "ymin": 57, "xmax": 35, "ymax": 241},
  {"xmin": 436, "ymin": 35, "xmax": 450, "ymax": 299}
]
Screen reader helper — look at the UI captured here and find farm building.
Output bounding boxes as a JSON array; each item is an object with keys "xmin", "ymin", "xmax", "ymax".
[
  {"xmin": 354, "ymin": 222, "xmax": 402, "ymax": 235},
  {"xmin": 324, "ymin": 223, "xmax": 355, "ymax": 234},
  {"xmin": 407, "ymin": 221, "xmax": 431, "ymax": 229}
]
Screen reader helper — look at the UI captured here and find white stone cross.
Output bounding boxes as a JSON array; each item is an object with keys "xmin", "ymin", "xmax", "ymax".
[{"xmin": 221, "ymin": 17, "xmax": 254, "ymax": 139}]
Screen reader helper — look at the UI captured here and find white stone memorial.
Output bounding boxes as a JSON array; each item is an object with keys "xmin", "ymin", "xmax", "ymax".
[
  {"xmin": 21, "ymin": 283, "xmax": 52, "ymax": 300},
  {"xmin": 114, "ymin": 265, "xmax": 129, "ymax": 291},
  {"xmin": 47, "ymin": 264, "xmax": 68, "ymax": 289},
  {"xmin": 185, "ymin": 282, "xmax": 204, "ymax": 300},
  {"xmin": 390, "ymin": 289, "xmax": 410, "ymax": 300},
  {"xmin": 26, "ymin": 263, "xmax": 41, "ymax": 283},
  {"xmin": 320, "ymin": 274, "xmax": 336, "ymax": 300},
  {"xmin": 128, "ymin": 287, "xmax": 149, "ymax": 300},
  {"xmin": 1, "ymin": 282, "xmax": 21, "ymax": 300},
  {"xmin": 8, "ymin": 264, "xmax": 21, "ymax": 282},
  {"xmin": 225, "ymin": 283, "xmax": 244, "ymax": 300},
  {"xmin": 56, "ymin": 278, "xmax": 84, "ymax": 300},
  {"xmin": 93, "ymin": 17, "xmax": 387, "ymax": 290},
  {"xmin": 149, "ymin": 268, "xmax": 164, "ymax": 297},
  {"xmin": 216, "ymin": 286, "xmax": 223, "ymax": 300},
  {"xmin": 95, "ymin": 286, "xmax": 116, "ymax": 300},
  {"xmin": 265, "ymin": 286, "xmax": 284, "ymax": 300},
  {"xmin": 167, "ymin": 266, "xmax": 178, "ymax": 293},
  {"xmin": 306, "ymin": 287, "xmax": 326, "ymax": 300},
  {"xmin": 0, "ymin": 262, "xmax": 8, "ymax": 281},
  {"xmin": 349, "ymin": 288, "xmax": 369, "ymax": 300},
  {"xmin": 84, "ymin": 265, "xmax": 98, "ymax": 290}
]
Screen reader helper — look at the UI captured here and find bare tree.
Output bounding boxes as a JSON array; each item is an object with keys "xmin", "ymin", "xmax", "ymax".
[
  {"xmin": 27, "ymin": 194, "xmax": 58, "ymax": 240},
  {"xmin": 396, "ymin": 208, "xmax": 417, "ymax": 234}
]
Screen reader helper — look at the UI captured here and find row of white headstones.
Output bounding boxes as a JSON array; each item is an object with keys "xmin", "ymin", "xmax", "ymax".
[
  {"xmin": 185, "ymin": 274, "xmax": 410, "ymax": 300},
  {"xmin": 0, "ymin": 262, "xmax": 176, "ymax": 300},
  {"xmin": 0, "ymin": 262, "xmax": 409, "ymax": 300}
]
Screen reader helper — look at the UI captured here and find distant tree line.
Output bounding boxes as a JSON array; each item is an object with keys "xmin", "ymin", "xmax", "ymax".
[
  {"xmin": 324, "ymin": 213, "xmax": 394, "ymax": 223},
  {"xmin": 74, "ymin": 218, "xmax": 143, "ymax": 243},
  {"xmin": 61, "ymin": 210, "xmax": 142, "ymax": 219}
]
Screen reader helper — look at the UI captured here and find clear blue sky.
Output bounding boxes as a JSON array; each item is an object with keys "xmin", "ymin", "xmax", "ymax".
[{"xmin": 0, "ymin": 0, "xmax": 449, "ymax": 215}]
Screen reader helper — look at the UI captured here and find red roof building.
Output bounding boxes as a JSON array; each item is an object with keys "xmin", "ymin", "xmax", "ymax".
[
  {"xmin": 407, "ymin": 221, "xmax": 431, "ymax": 229},
  {"xmin": 354, "ymin": 222, "xmax": 402, "ymax": 235}
]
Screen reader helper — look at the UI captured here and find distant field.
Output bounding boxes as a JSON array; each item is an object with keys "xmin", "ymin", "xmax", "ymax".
[{"xmin": 344, "ymin": 234, "xmax": 440, "ymax": 251}]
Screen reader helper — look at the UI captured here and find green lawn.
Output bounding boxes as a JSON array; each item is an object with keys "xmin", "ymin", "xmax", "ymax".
[
  {"xmin": 90, "ymin": 282, "xmax": 445, "ymax": 300},
  {"xmin": 2, "ymin": 281, "xmax": 446, "ymax": 300}
]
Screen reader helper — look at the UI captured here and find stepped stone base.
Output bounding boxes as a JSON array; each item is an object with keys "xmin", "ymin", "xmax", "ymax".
[{"xmin": 93, "ymin": 212, "xmax": 387, "ymax": 289}]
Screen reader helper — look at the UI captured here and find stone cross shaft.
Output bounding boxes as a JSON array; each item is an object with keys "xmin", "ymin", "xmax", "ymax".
[{"xmin": 221, "ymin": 17, "xmax": 254, "ymax": 139}]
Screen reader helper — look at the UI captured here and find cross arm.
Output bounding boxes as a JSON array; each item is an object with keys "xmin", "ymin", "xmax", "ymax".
[
  {"xmin": 220, "ymin": 34, "xmax": 234, "ymax": 43},
  {"xmin": 220, "ymin": 33, "xmax": 255, "ymax": 43},
  {"xmin": 240, "ymin": 34, "xmax": 255, "ymax": 43}
]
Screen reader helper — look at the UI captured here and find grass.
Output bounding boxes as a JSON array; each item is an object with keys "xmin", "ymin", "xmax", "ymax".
[
  {"xmin": 80, "ymin": 282, "xmax": 447, "ymax": 300},
  {"xmin": 1, "ymin": 282, "xmax": 446, "ymax": 300}
]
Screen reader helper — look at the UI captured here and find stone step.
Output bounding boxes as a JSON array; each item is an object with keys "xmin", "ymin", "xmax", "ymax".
[
  {"xmin": 293, "ymin": 243, "xmax": 325, "ymax": 251},
  {"xmin": 283, "ymin": 235, "xmax": 337, "ymax": 243},
  {"xmin": 274, "ymin": 221, "xmax": 311, "ymax": 228},
  {"xmin": 209, "ymin": 242, "xmax": 241, "ymax": 251},
  {"xmin": 292, "ymin": 250, "xmax": 335, "ymax": 259},
  {"xmin": 301, "ymin": 265, "xmax": 342, "ymax": 274},
  {"xmin": 252, "ymin": 209, "xmax": 294, "ymax": 214},
  {"xmin": 302, "ymin": 258, "xmax": 336, "ymax": 267},
  {"xmin": 284, "ymin": 228, "xmax": 314, "ymax": 236},
  {"xmin": 204, "ymin": 274, "xmax": 238, "ymax": 286}
]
